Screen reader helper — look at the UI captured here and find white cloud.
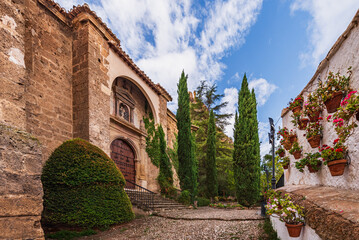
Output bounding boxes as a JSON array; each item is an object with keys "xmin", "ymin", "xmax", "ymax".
[
  {"xmin": 221, "ymin": 87, "xmax": 238, "ymax": 138},
  {"xmin": 291, "ymin": 0, "xmax": 359, "ymax": 65},
  {"xmin": 55, "ymin": 0, "xmax": 263, "ymax": 107},
  {"xmin": 258, "ymin": 121, "xmax": 271, "ymax": 157},
  {"xmin": 248, "ymin": 78, "xmax": 277, "ymax": 106}
]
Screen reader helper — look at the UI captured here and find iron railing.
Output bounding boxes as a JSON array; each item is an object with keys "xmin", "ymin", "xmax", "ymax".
[{"xmin": 124, "ymin": 180, "xmax": 155, "ymax": 210}]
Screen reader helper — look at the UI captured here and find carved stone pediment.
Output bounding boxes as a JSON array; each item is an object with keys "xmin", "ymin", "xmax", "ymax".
[{"xmin": 114, "ymin": 86, "xmax": 135, "ymax": 108}]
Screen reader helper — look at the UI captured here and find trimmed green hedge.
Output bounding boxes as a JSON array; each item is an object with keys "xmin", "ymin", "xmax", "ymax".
[
  {"xmin": 196, "ymin": 197, "xmax": 210, "ymax": 207},
  {"xmin": 41, "ymin": 138, "xmax": 134, "ymax": 227}
]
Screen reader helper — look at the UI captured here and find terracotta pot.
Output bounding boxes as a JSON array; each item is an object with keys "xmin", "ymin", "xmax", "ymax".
[
  {"xmin": 279, "ymin": 151, "xmax": 285, "ymax": 158},
  {"xmin": 307, "ymin": 162, "xmax": 321, "ymax": 173},
  {"xmin": 282, "ymin": 163, "xmax": 289, "ymax": 169},
  {"xmin": 293, "ymin": 150, "xmax": 302, "ymax": 159},
  {"xmin": 324, "ymin": 91, "xmax": 343, "ymax": 113},
  {"xmin": 292, "ymin": 106, "xmax": 302, "ymax": 114},
  {"xmin": 308, "ymin": 111, "xmax": 320, "ymax": 122},
  {"xmin": 328, "ymin": 159, "xmax": 347, "ymax": 176},
  {"xmin": 289, "ymin": 135, "xmax": 297, "ymax": 143},
  {"xmin": 284, "ymin": 142, "xmax": 292, "ymax": 150},
  {"xmin": 298, "ymin": 118, "xmax": 309, "ymax": 130},
  {"xmin": 307, "ymin": 135, "xmax": 321, "ymax": 148},
  {"xmin": 285, "ymin": 223, "xmax": 303, "ymax": 237}
]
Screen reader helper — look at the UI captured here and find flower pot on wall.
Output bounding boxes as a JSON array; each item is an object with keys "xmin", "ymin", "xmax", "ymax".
[
  {"xmin": 307, "ymin": 162, "xmax": 321, "ymax": 173},
  {"xmin": 324, "ymin": 91, "xmax": 343, "ymax": 113},
  {"xmin": 292, "ymin": 106, "xmax": 302, "ymax": 114},
  {"xmin": 283, "ymin": 163, "xmax": 289, "ymax": 169},
  {"xmin": 298, "ymin": 118, "xmax": 309, "ymax": 130},
  {"xmin": 307, "ymin": 135, "xmax": 321, "ymax": 148},
  {"xmin": 308, "ymin": 111, "xmax": 320, "ymax": 122},
  {"xmin": 289, "ymin": 135, "xmax": 297, "ymax": 143},
  {"xmin": 293, "ymin": 151, "xmax": 302, "ymax": 159},
  {"xmin": 285, "ymin": 223, "xmax": 303, "ymax": 237},
  {"xmin": 327, "ymin": 159, "xmax": 347, "ymax": 176},
  {"xmin": 279, "ymin": 152, "xmax": 285, "ymax": 158},
  {"xmin": 284, "ymin": 141, "xmax": 292, "ymax": 150}
]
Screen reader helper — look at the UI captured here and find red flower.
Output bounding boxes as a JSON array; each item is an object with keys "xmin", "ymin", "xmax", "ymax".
[
  {"xmin": 318, "ymin": 117, "xmax": 323, "ymax": 120},
  {"xmin": 336, "ymin": 148, "xmax": 343, "ymax": 152},
  {"xmin": 333, "ymin": 139, "xmax": 339, "ymax": 144}
]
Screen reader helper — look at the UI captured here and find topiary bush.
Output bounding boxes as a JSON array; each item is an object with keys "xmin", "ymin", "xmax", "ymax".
[
  {"xmin": 41, "ymin": 138, "xmax": 134, "ymax": 228},
  {"xmin": 178, "ymin": 190, "xmax": 191, "ymax": 205}
]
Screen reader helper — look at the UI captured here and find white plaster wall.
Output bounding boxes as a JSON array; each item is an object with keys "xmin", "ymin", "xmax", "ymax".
[
  {"xmin": 270, "ymin": 216, "xmax": 322, "ymax": 240},
  {"xmin": 282, "ymin": 22, "xmax": 359, "ymax": 190},
  {"xmin": 107, "ymin": 48, "xmax": 161, "ymax": 124}
]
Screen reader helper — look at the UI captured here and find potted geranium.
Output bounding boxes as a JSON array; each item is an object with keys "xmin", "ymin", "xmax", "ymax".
[
  {"xmin": 278, "ymin": 127, "xmax": 292, "ymax": 150},
  {"xmin": 289, "ymin": 96, "xmax": 304, "ymax": 114},
  {"xmin": 304, "ymin": 92, "xmax": 322, "ymax": 122},
  {"xmin": 296, "ymin": 152, "xmax": 321, "ymax": 173},
  {"xmin": 305, "ymin": 118, "xmax": 323, "ymax": 148},
  {"xmin": 276, "ymin": 147, "xmax": 285, "ymax": 158},
  {"xmin": 280, "ymin": 156, "xmax": 290, "ymax": 169},
  {"xmin": 291, "ymin": 112, "xmax": 309, "ymax": 130},
  {"xmin": 319, "ymin": 139, "xmax": 348, "ymax": 176},
  {"xmin": 327, "ymin": 91, "xmax": 359, "ymax": 143},
  {"xmin": 288, "ymin": 129, "xmax": 297, "ymax": 143},
  {"xmin": 266, "ymin": 192, "xmax": 305, "ymax": 237},
  {"xmin": 289, "ymin": 142, "xmax": 302, "ymax": 159},
  {"xmin": 317, "ymin": 68, "xmax": 351, "ymax": 113}
]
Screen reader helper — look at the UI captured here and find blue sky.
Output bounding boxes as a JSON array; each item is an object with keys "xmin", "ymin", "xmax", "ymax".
[{"xmin": 57, "ymin": 0, "xmax": 359, "ymax": 156}]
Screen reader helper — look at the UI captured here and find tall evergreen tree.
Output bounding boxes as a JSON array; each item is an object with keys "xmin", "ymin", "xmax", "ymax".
[
  {"xmin": 233, "ymin": 74, "xmax": 261, "ymax": 206},
  {"xmin": 176, "ymin": 70, "xmax": 197, "ymax": 200},
  {"xmin": 206, "ymin": 110, "xmax": 218, "ymax": 198}
]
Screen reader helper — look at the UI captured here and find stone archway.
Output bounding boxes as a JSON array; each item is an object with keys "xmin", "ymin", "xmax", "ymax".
[{"xmin": 110, "ymin": 139, "xmax": 136, "ymax": 188}]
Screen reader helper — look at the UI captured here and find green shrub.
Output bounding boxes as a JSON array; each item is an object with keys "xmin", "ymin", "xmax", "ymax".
[
  {"xmin": 197, "ymin": 197, "xmax": 210, "ymax": 207},
  {"xmin": 178, "ymin": 190, "xmax": 191, "ymax": 205},
  {"xmin": 41, "ymin": 138, "xmax": 134, "ymax": 228},
  {"xmin": 46, "ymin": 229, "xmax": 97, "ymax": 239}
]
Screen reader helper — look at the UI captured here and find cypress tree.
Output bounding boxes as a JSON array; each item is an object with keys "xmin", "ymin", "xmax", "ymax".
[
  {"xmin": 206, "ymin": 109, "xmax": 218, "ymax": 198},
  {"xmin": 233, "ymin": 74, "xmax": 261, "ymax": 206},
  {"xmin": 157, "ymin": 125, "xmax": 174, "ymax": 195},
  {"xmin": 176, "ymin": 70, "xmax": 197, "ymax": 200}
]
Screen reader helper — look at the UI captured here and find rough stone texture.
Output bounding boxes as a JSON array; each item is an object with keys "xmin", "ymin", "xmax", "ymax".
[
  {"xmin": 276, "ymin": 185, "xmax": 359, "ymax": 240},
  {"xmin": 0, "ymin": 124, "xmax": 44, "ymax": 239},
  {"xmin": 79, "ymin": 208, "xmax": 265, "ymax": 240},
  {"xmin": 282, "ymin": 12, "xmax": 359, "ymax": 190}
]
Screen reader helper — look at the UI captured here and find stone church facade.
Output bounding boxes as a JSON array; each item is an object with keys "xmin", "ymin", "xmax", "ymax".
[{"xmin": 1, "ymin": 0, "xmax": 178, "ymax": 238}]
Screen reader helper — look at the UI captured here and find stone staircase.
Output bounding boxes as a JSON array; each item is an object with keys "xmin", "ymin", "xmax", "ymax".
[{"xmin": 124, "ymin": 183, "xmax": 187, "ymax": 212}]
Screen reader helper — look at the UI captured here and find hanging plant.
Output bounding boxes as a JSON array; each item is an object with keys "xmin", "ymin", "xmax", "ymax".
[
  {"xmin": 305, "ymin": 118, "xmax": 323, "ymax": 148},
  {"xmin": 319, "ymin": 139, "xmax": 347, "ymax": 176},
  {"xmin": 327, "ymin": 91, "xmax": 359, "ymax": 143},
  {"xmin": 275, "ymin": 147, "xmax": 285, "ymax": 158},
  {"xmin": 279, "ymin": 156, "xmax": 290, "ymax": 169},
  {"xmin": 295, "ymin": 152, "xmax": 321, "ymax": 173},
  {"xmin": 289, "ymin": 142, "xmax": 302, "ymax": 159},
  {"xmin": 317, "ymin": 67, "xmax": 352, "ymax": 113},
  {"xmin": 304, "ymin": 92, "xmax": 322, "ymax": 122},
  {"xmin": 278, "ymin": 127, "xmax": 291, "ymax": 150},
  {"xmin": 288, "ymin": 129, "xmax": 297, "ymax": 143},
  {"xmin": 288, "ymin": 96, "xmax": 304, "ymax": 113}
]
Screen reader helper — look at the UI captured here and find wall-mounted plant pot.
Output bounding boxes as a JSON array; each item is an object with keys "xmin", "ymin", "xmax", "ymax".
[
  {"xmin": 307, "ymin": 162, "xmax": 321, "ymax": 173},
  {"xmin": 293, "ymin": 151, "xmax": 302, "ymax": 159},
  {"xmin": 292, "ymin": 106, "xmax": 302, "ymax": 114},
  {"xmin": 289, "ymin": 135, "xmax": 297, "ymax": 143},
  {"xmin": 324, "ymin": 91, "xmax": 343, "ymax": 113},
  {"xmin": 285, "ymin": 222, "xmax": 303, "ymax": 237},
  {"xmin": 284, "ymin": 142, "xmax": 292, "ymax": 150},
  {"xmin": 282, "ymin": 163, "xmax": 289, "ymax": 169},
  {"xmin": 327, "ymin": 159, "xmax": 347, "ymax": 176},
  {"xmin": 279, "ymin": 152, "xmax": 285, "ymax": 158},
  {"xmin": 308, "ymin": 111, "xmax": 320, "ymax": 122},
  {"xmin": 298, "ymin": 118, "xmax": 309, "ymax": 130},
  {"xmin": 307, "ymin": 135, "xmax": 321, "ymax": 148}
]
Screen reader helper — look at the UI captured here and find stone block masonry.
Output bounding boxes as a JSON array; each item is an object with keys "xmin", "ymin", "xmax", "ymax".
[{"xmin": 0, "ymin": 124, "xmax": 44, "ymax": 239}]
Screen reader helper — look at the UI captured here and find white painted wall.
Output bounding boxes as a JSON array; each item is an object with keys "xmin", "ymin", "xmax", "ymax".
[
  {"xmin": 270, "ymin": 216, "xmax": 322, "ymax": 240},
  {"xmin": 282, "ymin": 21, "xmax": 359, "ymax": 191}
]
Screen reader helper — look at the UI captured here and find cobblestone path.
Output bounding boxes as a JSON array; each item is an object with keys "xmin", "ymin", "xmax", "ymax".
[{"xmin": 79, "ymin": 207, "xmax": 266, "ymax": 240}]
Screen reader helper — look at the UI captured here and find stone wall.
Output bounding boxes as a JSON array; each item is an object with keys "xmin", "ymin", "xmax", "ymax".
[
  {"xmin": 0, "ymin": 124, "xmax": 44, "ymax": 239},
  {"xmin": 281, "ymin": 12, "xmax": 359, "ymax": 190}
]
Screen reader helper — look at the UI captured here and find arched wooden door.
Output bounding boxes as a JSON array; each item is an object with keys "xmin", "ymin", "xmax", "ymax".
[{"xmin": 110, "ymin": 139, "xmax": 136, "ymax": 188}]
